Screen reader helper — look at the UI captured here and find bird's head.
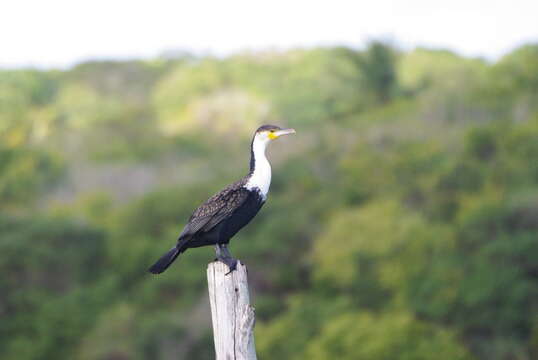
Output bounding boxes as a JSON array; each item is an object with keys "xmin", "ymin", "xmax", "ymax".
[
  {"xmin": 253, "ymin": 125, "xmax": 296, "ymax": 144},
  {"xmin": 249, "ymin": 124, "xmax": 295, "ymax": 171}
]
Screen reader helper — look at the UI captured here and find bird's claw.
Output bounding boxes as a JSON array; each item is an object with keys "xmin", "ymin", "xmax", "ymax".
[
  {"xmin": 215, "ymin": 245, "xmax": 238, "ymax": 275},
  {"xmin": 224, "ymin": 259, "xmax": 238, "ymax": 275}
]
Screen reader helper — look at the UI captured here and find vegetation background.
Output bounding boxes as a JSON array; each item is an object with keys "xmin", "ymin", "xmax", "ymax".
[{"xmin": 1, "ymin": 39, "xmax": 538, "ymax": 360}]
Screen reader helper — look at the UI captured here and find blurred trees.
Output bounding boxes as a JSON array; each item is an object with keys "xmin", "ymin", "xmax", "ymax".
[
  {"xmin": 2, "ymin": 42, "xmax": 538, "ymax": 360},
  {"xmin": 342, "ymin": 41, "xmax": 398, "ymax": 105},
  {"xmin": 0, "ymin": 145, "xmax": 62, "ymax": 210},
  {"xmin": 0, "ymin": 215, "xmax": 111, "ymax": 360},
  {"xmin": 0, "ymin": 70, "xmax": 64, "ymax": 209}
]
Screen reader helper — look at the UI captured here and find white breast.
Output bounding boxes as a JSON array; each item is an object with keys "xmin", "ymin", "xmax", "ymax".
[
  {"xmin": 244, "ymin": 135, "xmax": 272, "ymax": 199},
  {"xmin": 245, "ymin": 160, "xmax": 271, "ymax": 199}
]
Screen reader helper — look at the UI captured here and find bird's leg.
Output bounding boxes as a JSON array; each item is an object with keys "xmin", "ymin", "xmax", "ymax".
[
  {"xmin": 216, "ymin": 243, "xmax": 238, "ymax": 275},
  {"xmin": 220, "ymin": 243, "xmax": 233, "ymax": 259},
  {"xmin": 214, "ymin": 244, "xmax": 221, "ymax": 262}
]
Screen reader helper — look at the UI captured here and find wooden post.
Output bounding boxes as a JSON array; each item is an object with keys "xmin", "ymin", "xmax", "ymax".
[{"xmin": 207, "ymin": 261, "xmax": 257, "ymax": 360}]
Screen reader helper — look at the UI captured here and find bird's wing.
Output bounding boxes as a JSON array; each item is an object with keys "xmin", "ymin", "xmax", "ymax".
[{"xmin": 179, "ymin": 181, "xmax": 250, "ymax": 238}]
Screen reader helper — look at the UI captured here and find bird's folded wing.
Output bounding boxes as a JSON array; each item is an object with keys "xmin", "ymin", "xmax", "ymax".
[{"xmin": 179, "ymin": 186, "xmax": 250, "ymax": 238}]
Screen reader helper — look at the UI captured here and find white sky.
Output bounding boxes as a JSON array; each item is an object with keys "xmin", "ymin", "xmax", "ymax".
[{"xmin": 1, "ymin": 0, "xmax": 537, "ymax": 68}]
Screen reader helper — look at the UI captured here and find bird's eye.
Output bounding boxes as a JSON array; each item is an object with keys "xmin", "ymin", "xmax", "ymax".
[{"xmin": 269, "ymin": 130, "xmax": 275, "ymax": 133}]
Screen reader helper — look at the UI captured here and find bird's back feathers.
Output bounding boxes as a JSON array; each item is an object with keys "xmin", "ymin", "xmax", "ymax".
[{"xmin": 179, "ymin": 178, "xmax": 251, "ymax": 238}]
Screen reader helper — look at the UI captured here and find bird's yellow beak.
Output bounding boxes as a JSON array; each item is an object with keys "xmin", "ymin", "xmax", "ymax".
[{"xmin": 269, "ymin": 128, "xmax": 296, "ymax": 139}]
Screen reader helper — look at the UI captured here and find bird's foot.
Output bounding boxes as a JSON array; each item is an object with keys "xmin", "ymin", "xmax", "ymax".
[
  {"xmin": 225, "ymin": 259, "xmax": 238, "ymax": 275},
  {"xmin": 217, "ymin": 257, "xmax": 238, "ymax": 275},
  {"xmin": 215, "ymin": 244, "xmax": 237, "ymax": 275}
]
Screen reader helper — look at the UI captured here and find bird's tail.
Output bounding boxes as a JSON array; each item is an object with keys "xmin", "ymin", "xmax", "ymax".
[{"xmin": 148, "ymin": 244, "xmax": 185, "ymax": 274}]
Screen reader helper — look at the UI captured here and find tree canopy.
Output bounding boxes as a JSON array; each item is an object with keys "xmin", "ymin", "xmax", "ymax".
[{"xmin": 2, "ymin": 42, "xmax": 538, "ymax": 359}]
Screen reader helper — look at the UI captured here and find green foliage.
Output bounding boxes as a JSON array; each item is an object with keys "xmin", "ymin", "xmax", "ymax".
[
  {"xmin": 2, "ymin": 43, "xmax": 538, "ymax": 360},
  {"xmin": 0, "ymin": 215, "xmax": 111, "ymax": 360},
  {"xmin": 408, "ymin": 197, "xmax": 538, "ymax": 359},
  {"xmin": 257, "ymin": 294, "xmax": 352, "ymax": 359},
  {"xmin": 304, "ymin": 312, "xmax": 473, "ymax": 360},
  {"xmin": 0, "ymin": 146, "xmax": 63, "ymax": 209},
  {"xmin": 354, "ymin": 41, "xmax": 398, "ymax": 104},
  {"xmin": 492, "ymin": 45, "xmax": 538, "ymax": 96}
]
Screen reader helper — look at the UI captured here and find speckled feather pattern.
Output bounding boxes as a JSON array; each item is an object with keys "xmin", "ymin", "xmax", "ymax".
[{"xmin": 179, "ymin": 177, "xmax": 252, "ymax": 238}]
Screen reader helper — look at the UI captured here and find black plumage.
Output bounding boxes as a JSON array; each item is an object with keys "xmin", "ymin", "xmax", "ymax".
[{"xmin": 148, "ymin": 124, "xmax": 295, "ymax": 274}]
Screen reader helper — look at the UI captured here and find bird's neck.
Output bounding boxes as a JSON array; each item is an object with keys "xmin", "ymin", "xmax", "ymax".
[{"xmin": 246, "ymin": 136, "xmax": 271, "ymax": 198}]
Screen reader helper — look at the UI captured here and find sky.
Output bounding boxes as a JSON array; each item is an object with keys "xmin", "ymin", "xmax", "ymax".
[{"xmin": 1, "ymin": 0, "xmax": 537, "ymax": 68}]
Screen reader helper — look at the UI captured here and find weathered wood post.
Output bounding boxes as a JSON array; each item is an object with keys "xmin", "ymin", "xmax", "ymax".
[{"xmin": 207, "ymin": 261, "xmax": 257, "ymax": 360}]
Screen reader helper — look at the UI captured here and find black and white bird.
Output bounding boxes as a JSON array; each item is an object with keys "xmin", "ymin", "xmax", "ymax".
[{"xmin": 148, "ymin": 125, "xmax": 296, "ymax": 274}]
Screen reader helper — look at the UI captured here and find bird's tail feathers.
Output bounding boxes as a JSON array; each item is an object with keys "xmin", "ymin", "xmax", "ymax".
[{"xmin": 148, "ymin": 243, "xmax": 186, "ymax": 274}]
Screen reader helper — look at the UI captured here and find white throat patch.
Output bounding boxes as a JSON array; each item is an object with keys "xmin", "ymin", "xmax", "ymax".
[{"xmin": 244, "ymin": 135, "xmax": 271, "ymax": 199}]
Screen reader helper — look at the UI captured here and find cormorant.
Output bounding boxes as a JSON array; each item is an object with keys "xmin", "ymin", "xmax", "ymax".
[{"xmin": 148, "ymin": 125, "xmax": 296, "ymax": 274}]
